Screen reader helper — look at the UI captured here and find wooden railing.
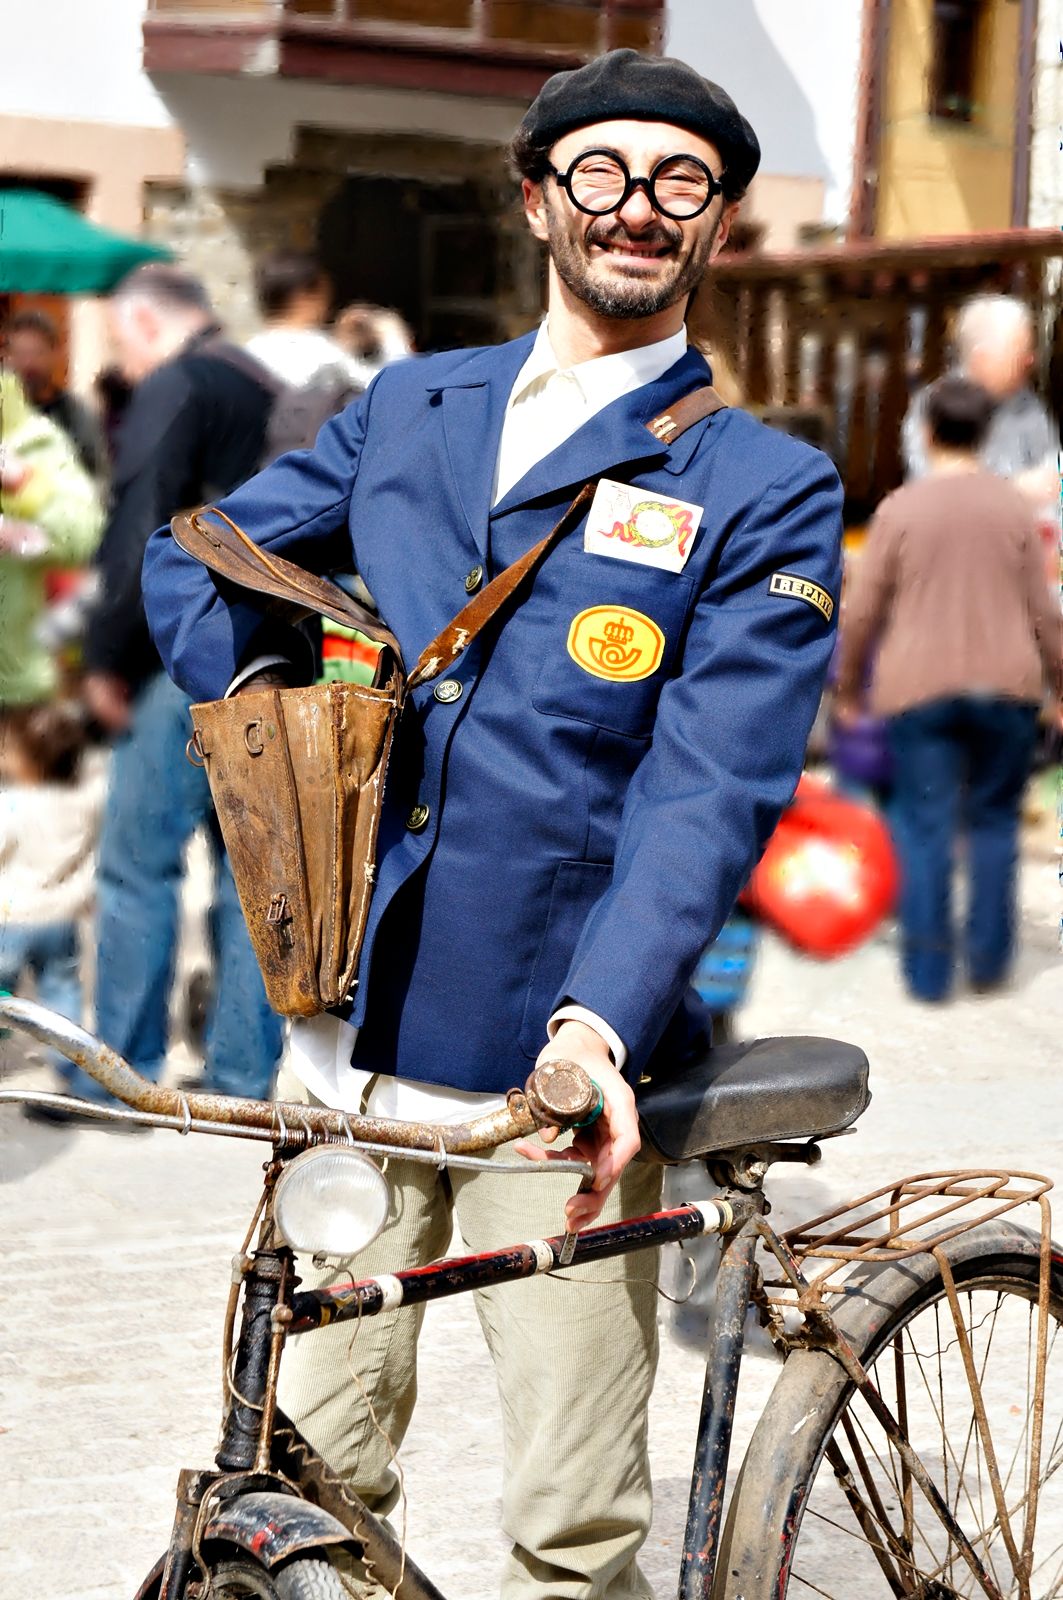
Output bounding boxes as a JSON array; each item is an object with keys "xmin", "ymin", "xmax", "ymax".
[
  {"xmin": 696, "ymin": 230, "xmax": 1063, "ymax": 521},
  {"xmin": 143, "ymin": 0, "xmax": 665, "ymax": 57}
]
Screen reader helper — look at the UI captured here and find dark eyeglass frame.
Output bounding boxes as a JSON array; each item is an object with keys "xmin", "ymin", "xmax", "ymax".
[{"xmin": 545, "ymin": 148, "xmax": 726, "ymax": 221}]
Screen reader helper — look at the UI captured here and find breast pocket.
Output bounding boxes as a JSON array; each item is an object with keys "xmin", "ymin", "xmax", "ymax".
[{"xmin": 532, "ymin": 554, "xmax": 695, "ymax": 738}]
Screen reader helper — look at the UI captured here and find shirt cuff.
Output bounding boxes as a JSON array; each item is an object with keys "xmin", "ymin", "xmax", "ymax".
[
  {"xmin": 226, "ymin": 655, "xmax": 294, "ymax": 698},
  {"xmin": 547, "ymin": 1005, "xmax": 628, "ymax": 1073}
]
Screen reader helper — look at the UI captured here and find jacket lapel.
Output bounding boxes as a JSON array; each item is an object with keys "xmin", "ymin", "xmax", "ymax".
[
  {"xmin": 431, "ymin": 334, "xmax": 536, "ymax": 562},
  {"xmin": 490, "ymin": 345, "xmax": 715, "ymax": 517}
]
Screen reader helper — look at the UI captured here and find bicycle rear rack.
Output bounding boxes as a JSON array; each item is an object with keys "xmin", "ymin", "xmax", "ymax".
[{"xmin": 760, "ymin": 1167, "xmax": 1053, "ymax": 1309}]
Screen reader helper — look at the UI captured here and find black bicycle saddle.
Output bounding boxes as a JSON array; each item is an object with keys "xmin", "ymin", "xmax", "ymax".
[{"xmin": 636, "ymin": 1036, "xmax": 870, "ymax": 1163}]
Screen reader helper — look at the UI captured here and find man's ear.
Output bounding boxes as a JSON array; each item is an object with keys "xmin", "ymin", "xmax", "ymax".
[
  {"xmin": 522, "ymin": 177, "xmax": 550, "ymax": 243},
  {"xmin": 709, "ymin": 200, "xmax": 742, "ymax": 261}
]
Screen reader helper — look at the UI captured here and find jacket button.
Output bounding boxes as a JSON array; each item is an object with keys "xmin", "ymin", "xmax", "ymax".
[
  {"xmin": 406, "ymin": 803, "xmax": 430, "ymax": 832},
  {"xmin": 464, "ymin": 565, "xmax": 484, "ymax": 593},
  {"xmin": 433, "ymin": 679, "xmax": 463, "ymax": 704}
]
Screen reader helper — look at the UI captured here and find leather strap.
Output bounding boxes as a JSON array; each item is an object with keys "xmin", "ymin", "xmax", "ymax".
[
  {"xmin": 172, "ymin": 508, "xmax": 406, "ymax": 668},
  {"xmin": 172, "ymin": 382, "xmax": 728, "ymax": 694},
  {"xmin": 406, "ymin": 382, "xmax": 728, "ymax": 690},
  {"xmin": 406, "ymin": 481, "xmax": 596, "ymax": 689},
  {"xmin": 644, "ymin": 384, "xmax": 728, "ymax": 441}
]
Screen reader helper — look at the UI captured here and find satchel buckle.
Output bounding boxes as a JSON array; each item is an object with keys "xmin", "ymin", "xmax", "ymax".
[{"xmin": 266, "ymin": 892, "xmax": 294, "ymax": 950}]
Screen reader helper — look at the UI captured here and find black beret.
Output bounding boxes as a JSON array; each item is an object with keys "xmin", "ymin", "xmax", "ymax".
[{"xmin": 518, "ymin": 49, "xmax": 760, "ymax": 198}]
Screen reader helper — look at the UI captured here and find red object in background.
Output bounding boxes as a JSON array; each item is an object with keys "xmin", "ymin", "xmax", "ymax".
[
  {"xmin": 44, "ymin": 569, "xmax": 83, "ymax": 603},
  {"xmin": 741, "ymin": 775, "xmax": 899, "ymax": 958}
]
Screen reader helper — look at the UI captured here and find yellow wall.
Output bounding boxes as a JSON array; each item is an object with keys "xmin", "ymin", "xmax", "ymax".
[{"xmin": 876, "ymin": 0, "xmax": 1019, "ymax": 238}]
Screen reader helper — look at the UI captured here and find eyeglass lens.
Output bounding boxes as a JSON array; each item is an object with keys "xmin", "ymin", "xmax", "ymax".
[{"xmin": 566, "ymin": 154, "xmax": 715, "ymax": 219}]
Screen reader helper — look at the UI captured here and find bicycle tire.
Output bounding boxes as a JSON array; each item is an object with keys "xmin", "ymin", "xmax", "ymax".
[
  {"xmin": 201, "ymin": 1554, "xmax": 348, "ymax": 1599},
  {"xmin": 713, "ymin": 1218, "xmax": 1063, "ymax": 1599}
]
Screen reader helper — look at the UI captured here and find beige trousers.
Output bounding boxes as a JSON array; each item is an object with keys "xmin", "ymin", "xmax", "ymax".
[{"xmin": 276, "ymin": 1080, "xmax": 664, "ymax": 1600}]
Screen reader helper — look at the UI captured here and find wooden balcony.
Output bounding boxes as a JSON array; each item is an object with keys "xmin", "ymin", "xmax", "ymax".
[
  {"xmin": 700, "ymin": 228, "xmax": 1063, "ymax": 521},
  {"xmin": 143, "ymin": 0, "xmax": 663, "ymax": 96}
]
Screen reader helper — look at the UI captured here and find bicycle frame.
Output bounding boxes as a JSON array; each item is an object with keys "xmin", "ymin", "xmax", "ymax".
[
  {"xmin": 4, "ymin": 998, "xmax": 1056, "ymax": 1600},
  {"xmin": 149, "ymin": 1157, "xmax": 763, "ymax": 1600}
]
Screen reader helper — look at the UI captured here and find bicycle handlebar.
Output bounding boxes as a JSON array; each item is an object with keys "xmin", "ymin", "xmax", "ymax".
[{"xmin": 0, "ymin": 997, "xmax": 599, "ymax": 1155}]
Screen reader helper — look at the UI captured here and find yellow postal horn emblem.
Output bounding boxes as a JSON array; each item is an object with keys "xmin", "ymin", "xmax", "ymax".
[{"xmin": 567, "ymin": 606, "xmax": 665, "ymax": 683}]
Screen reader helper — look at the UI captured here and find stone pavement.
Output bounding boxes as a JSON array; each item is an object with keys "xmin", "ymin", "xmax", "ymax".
[{"xmin": 1, "ymin": 845, "xmax": 1059, "ymax": 1599}]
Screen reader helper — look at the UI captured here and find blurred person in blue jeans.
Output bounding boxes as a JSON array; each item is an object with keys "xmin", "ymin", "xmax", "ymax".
[
  {"xmin": 836, "ymin": 377, "xmax": 1062, "ymax": 1002},
  {"xmin": 79, "ymin": 266, "xmax": 283, "ymax": 1109}
]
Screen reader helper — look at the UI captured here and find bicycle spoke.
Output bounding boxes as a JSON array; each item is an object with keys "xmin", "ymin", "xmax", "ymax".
[
  {"xmin": 824, "ymin": 1431, "xmax": 911, "ymax": 1593},
  {"xmin": 892, "ymin": 1320, "xmax": 995, "ymax": 1565},
  {"xmin": 893, "ymin": 1326, "xmax": 917, "ymax": 1573},
  {"xmin": 755, "ymin": 1261, "xmax": 1063, "ymax": 1600},
  {"xmin": 936, "ymin": 1263, "xmax": 1025, "ymax": 1594}
]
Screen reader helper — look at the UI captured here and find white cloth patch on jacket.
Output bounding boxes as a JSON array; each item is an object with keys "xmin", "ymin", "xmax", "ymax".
[{"xmin": 585, "ymin": 479, "xmax": 703, "ymax": 572}]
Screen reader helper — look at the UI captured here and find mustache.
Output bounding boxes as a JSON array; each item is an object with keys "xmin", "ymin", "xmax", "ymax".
[{"xmin": 585, "ymin": 219, "xmax": 682, "ymax": 252}]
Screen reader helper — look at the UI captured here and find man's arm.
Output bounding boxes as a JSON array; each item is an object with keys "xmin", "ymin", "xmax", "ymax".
[
  {"xmin": 833, "ymin": 500, "xmax": 899, "ymax": 714},
  {"xmin": 142, "ymin": 384, "xmax": 374, "ymax": 705},
  {"xmin": 556, "ymin": 449, "xmax": 843, "ymax": 1079}
]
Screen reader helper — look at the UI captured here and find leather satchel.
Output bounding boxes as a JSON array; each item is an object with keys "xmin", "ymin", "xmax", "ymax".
[{"xmin": 170, "ymin": 384, "xmax": 726, "ymax": 1018}]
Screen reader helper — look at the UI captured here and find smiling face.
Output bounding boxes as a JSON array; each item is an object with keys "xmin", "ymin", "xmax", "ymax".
[{"xmin": 523, "ymin": 119, "xmax": 737, "ymax": 324}]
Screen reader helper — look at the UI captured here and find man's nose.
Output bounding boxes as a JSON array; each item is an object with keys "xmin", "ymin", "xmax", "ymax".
[{"xmin": 614, "ymin": 183, "xmax": 658, "ymax": 231}]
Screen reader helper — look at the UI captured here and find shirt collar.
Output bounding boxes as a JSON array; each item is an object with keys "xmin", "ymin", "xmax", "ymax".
[{"xmin": 510, "ymin": 320, "xmax": 688, "ymax": 410}]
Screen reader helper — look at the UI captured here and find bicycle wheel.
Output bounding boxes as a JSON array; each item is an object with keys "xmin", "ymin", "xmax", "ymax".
[
  {"xmin": 204, "ymin": 1554, "xmax": 348, "ymax": 1599},
  {"xmin": 715, "ymin": 1219, "xmax": 1063, "ymax": 1599}
]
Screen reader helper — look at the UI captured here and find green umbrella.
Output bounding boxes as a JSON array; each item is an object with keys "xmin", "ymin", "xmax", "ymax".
[{"xmin": 0, "ymin": 189, "xmax": 172, "ymax": 294}]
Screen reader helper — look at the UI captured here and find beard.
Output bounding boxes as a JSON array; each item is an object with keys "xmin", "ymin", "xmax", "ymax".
[{"xmin": 545, "ymin": 203, "xmax": 720, "ymax": 320}]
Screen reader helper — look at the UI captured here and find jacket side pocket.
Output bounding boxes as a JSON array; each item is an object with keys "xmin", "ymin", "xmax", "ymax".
[{"xmin": 519, "ymin": 859, "xmax": 613, "ymax": 1060}]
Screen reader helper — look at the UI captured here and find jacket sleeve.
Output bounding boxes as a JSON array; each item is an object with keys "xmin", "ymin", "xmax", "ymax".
[
  {"xmin": 556, "ymin": 450, "xmax": 844, "ymax": 1078},
  {"xmin": 142, "ymin": 381, "xmax": 373, "ymax": 704}
]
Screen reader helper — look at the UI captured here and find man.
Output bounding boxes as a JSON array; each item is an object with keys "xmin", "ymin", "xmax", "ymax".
[
  {"xmin": 838, "ymin": 376, "xmax": 1062, "ymax": 1002},
  {"xmin": 144, "ymin": 52, "xmax": 842, "ymax": 1597},
  {"xmin": 79, "ymin": 264, "xmax": 283, "ymax": 1115},
  {"xmin": 903, "ymin": 295, "xmax": 1058, "ymax": 508},
  {"xmin": 246, "ymin": 250, "xmax": 372, "ymax": 392},
  {"xmin": 3, "ymin": 308, "xmax": 107, "ymax": 480}
]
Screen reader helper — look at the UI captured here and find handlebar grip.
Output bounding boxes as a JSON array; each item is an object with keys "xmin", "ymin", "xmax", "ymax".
[{"xmin": 524, "ymin": 1058, "xmax": 599, "ymax": 1128}]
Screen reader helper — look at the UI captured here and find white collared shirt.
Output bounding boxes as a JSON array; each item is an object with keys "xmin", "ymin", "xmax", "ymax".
[
  {"xmin": 288, "ymin": 321, "xmax": 690, "ymax": 1116},
  {"xmin": 493, "ymin": 321, "xmax": 688, "ymax": 505}
]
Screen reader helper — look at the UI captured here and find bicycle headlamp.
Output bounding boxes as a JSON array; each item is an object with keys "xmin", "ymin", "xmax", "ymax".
[{"xmin": 273, "ymin": 1146, "xmax": 390, "ymax": 1259}]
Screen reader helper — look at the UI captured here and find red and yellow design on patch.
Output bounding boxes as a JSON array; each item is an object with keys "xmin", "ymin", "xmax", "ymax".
[
  {"xmin": 584, "ymin": 479, "xmax": 704, "ymax": 572},
  {"xmin": 606, "ymin": 499, "xmax": 696, "ymax": 554},
  {"xmin": 567, "ymin": 606, "xmax": 665, "ymax": 683}
]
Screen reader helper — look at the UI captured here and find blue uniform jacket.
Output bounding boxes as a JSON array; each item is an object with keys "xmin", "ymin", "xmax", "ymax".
[{"xmin": 143, "ymin": 333, "xmax": 843, "ymax": 1094}]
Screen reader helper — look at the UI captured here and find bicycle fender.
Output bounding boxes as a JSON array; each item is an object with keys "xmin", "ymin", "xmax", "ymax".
[
  {"xmin": 201, "ymin": 1490, "xmax": 355, "ymax": 1568},
  {"xmin": 132, "ymin": 1555, "xmax": 164, "ymax": 1599}
]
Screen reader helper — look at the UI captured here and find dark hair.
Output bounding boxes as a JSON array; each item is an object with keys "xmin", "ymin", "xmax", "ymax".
[
  {"xmin": 925, "ymin": 376, "xmax": 995, "ymax": 452},
  {"xmin": 506, "ymin": 124, "xmax": 750, "ymax": 203},
  {"xmin": 507, "ymin": 124, "xmax": 554, "ymax": 186},
  {"xmin": 19, "ymin": 701, "xmax": 87, "ymax": 784},
  {"xmin": 254, "ymin": 252, "xmax": 327, "ymax": 318},
  {"xmin": 6, "ymin": 309, "xmax": 60, "ymax": 346},
  {"xmin": 112, "ymin": 263, "xmax": 213, "ymax": 315}
]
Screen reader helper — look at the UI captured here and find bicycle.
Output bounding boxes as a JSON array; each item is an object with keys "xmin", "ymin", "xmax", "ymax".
[{"xmin": 2, "ymin": 994, "xmax": 1059, "ymax": 1600}]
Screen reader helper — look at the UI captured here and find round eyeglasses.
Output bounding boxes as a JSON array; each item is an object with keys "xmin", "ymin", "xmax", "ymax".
[{"xmin": 546, "ymin": 150, "xmax": 725, "ymax": 221}]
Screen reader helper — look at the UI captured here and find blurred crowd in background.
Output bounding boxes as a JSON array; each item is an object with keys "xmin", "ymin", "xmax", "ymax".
[
  {"xmin": 1, "ymin": 257, "xmax": 1058, "ymax": 1125},
  {"xmin": 0, "ymin": 0, "xmax": 1061, "ymax": 1124},
  {"xmin": 0, "ymin": 260, "xmax": 416, "ymax": 1120}
]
